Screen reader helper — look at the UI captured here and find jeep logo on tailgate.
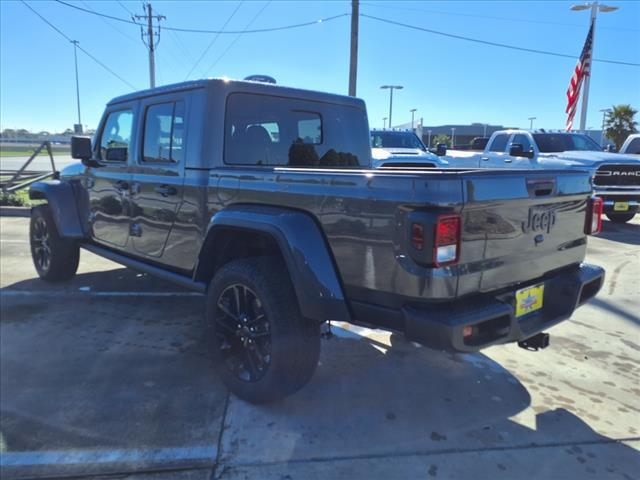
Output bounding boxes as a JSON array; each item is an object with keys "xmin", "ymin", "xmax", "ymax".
[{"xmin": 522, "ymin": 208, "xmax": 556, "ymax": 234}]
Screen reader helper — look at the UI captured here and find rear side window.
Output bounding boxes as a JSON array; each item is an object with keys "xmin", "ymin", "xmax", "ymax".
[
  {"xmin": 511, "ymin": 134, "xmax": 532, "ymax": 152},
  {"xmin": 142, "ymin": 101, "xmax": 185, "ymax": 163},
  {"xmin": 224, "ymin": 93, "xmax": 367, "ymax": 167},
  {"xmin": 489, "ymin": 134, "xmax": 509, "ymax": 152},
  {"xmin": 99, "ymin": 109, "xmax": 133, "ymax": 161},
  {"xmin": 626, "ymin": 137, "xmax": 640, "ymax": 154}
]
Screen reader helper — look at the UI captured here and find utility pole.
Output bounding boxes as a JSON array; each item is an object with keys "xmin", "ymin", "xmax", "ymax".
[
  {"xmin": 528, "ymin": 117, "xmax": 537, "ymax": 129},
  {"xmin": 135, "ymin": 3, "xmax": 165, "ymax": 88},
  {"xmin": 599, "ymin": 108, "xmax": 611, "ymax": 145},
  {"xmin": 410, "ymin": 108, "xmax": 417, "ymax": 130},
  {"xmin": 71, "ymin": 40, "xmax": 82, "ymax": 134},
  {"xmin": 451, "ymin": 127, "xmax": 456, "ymax": 147},
  {"xmin": 348, "ymin": 0, "xmax": 359, "ymax": 96},
  {"xmin": 427, "ymin": 130, "xmax": 432, "ymax": 148},
  {"xmin": 380, "ymin": 85, "xmax": 403, "ymax": 129},
  {"xmin": 570, "ymin": 2, "xmax": 618, "ymax": 132}
]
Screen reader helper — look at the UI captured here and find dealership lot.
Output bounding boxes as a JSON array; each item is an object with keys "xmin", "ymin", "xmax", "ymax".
[{"xmin": 0, "ymin": 216, "xmax": 638, "ymax": 479}]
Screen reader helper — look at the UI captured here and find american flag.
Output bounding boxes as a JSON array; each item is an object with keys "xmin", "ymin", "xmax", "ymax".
[{"xmin": 565, "ymin": 20, "xmax": 595, "ymax": 131}]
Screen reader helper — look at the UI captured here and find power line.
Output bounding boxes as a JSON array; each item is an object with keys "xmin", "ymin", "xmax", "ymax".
[
  {"xmin": 361, "ymin": 14, "xmax": 640, "ymax": 67},
  {"xmin": 184, "ymin": 1, "xmax": 244, "ymax": 81},
  {"xmin": 116, "ymin": 0, "xmax": 134, "ymax": 17},
  {"xmin": 21, "ymin": 1, "xmax": 137, "ymax": 90},
  {"xmin": 79, "ymin": 0, "xmax": 139, "ymax": 44},
  {"xmin": 54, "ymin": 0, "xmax": 349, "ymax": 35},
  {"xmin": 359, "ymin": 1, "xmax": 640, "ymax": 33},
  {"xmin": 203, "ymin": 1, "xmax": 271, "ymax": 76}
]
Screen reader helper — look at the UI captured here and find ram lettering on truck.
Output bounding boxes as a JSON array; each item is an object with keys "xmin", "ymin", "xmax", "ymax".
[{"xmin": 29, "ymin": 78, "xmax": 604, "ymax": 403}]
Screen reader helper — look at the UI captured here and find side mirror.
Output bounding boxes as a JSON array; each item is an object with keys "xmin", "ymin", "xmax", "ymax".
[
  {"xmin": 72, "ymin": 136, "xmax": 101, "ymax": 167},
  {"xmin": 509, "ymin": 143, "xmax": 524, "ymax": 157},
  {"xmin": 436, "ymin": 143, "xmax": 447, "ymax": 156},
  {"xmin": 71, "ymin": 136, "xmax": 92, "ymax": 160}
]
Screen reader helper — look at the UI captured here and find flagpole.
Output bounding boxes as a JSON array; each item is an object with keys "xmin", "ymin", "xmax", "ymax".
[
  {"xmin": 572, "ymin": 1, "xmax": 619, "ymax": 132},
  {"xmin": 578, "ymin": 3, "xmax": 598, "ymax": 132}
]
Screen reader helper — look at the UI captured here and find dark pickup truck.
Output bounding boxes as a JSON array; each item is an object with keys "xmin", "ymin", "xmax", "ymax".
[{"xmin": 29, "ymin": 78, "xmax": 604, "ymax": 403}]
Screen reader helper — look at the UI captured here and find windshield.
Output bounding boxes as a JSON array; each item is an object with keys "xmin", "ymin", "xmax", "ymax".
[
  {"xmin": 533, "ymin": 133, "xmax": 602, "ymax": 153},
  {"xmin": 371, "ymin": 131, "xmax": 425, "ymax": 150}
]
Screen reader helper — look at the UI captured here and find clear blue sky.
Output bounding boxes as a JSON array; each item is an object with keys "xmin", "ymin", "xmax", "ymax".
[{"xmin": 1, "ymin": 0, "xmax": 639, "ymax": 133}]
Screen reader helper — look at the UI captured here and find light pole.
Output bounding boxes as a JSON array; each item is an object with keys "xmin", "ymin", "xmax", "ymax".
[
  {"xmin": 570, "ymin": 2, "xmax": 619, "ymax": 132},
  {"xmin": 71, "ymin": 40, "xmax": 82, "ymax": 134},
  {"xmin": 410, "ymin": 108, "xmax": 417, "ymax": 129},
  {"xmin": 380, "ymin": 85, "xmax": 403, "ymax": 129},
  {"xmin": 528, "ymin": 117, "xmax": 537, "ymax": 130},
  {"xmin": 483, "ymin": 124, "xmax": 488, "ymax": 137},
  {"xmin": 451, "ymin": 127, "xmax": 456, "ymax": 148},
  {"xmin": 599, "ymin": 108, "xmax": 611, "ymax": 145},
  {"xmin": 383, "ymin": 117, "xmax": 388, "ymax": 129},
  {"xmin": 427, "ymin": 130, "xmax": 432, "ymax": 147}
]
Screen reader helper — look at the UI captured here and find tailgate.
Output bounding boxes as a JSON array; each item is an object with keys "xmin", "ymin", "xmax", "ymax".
[{"xmin": 457, "ymin": 169, "xmax": 592, "ymax": 296}]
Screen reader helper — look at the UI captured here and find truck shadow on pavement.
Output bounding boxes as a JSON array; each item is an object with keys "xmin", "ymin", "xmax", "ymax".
[{"xmin": 1, "ymin": 272, "xmax": 638, "ymax": 479}]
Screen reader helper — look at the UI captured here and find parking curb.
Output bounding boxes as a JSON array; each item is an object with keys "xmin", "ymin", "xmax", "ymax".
[{"xmin": 0, "ymin": 206, "xmax": 31, "ymax": 217}]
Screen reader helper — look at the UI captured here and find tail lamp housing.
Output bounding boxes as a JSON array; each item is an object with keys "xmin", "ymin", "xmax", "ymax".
[
  {"xmin": 433, "ymin": 215, "xmax": 461, "ymax": 267},
  {"xmin": 585, "ymin": 196, "xmax": 603, "ymax": 235}
]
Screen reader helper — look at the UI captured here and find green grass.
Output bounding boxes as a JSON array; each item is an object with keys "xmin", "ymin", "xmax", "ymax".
[
  {"xmin": 0, "ymin": 145, "xmax": 70, "ymax": 157},
  {"xmin": 0, "ymin": 188, "xmax": 46, "ymax": 207}
]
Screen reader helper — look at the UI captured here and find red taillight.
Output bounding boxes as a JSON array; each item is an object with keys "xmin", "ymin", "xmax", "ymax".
[
  {"xmin": 411, "ymin": 223, "xmax": 424, "ymax": 250},
  {"xmin": 434, "ymin": 215, "xmax": 461, "ymax": 266},
  {"xmin": 585, "ymin": 197, "xmax": 603, "ymax": 235}
]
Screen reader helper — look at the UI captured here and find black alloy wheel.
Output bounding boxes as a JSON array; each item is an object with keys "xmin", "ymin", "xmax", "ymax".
[{"xmin": 215, "ymin": 283, "xmax": 272, "ymax": 382}]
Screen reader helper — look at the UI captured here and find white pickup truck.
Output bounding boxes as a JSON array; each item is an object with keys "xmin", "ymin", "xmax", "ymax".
[{"xmin": 446, "ymin": 130, "xmax": 640, "ymax": 223}]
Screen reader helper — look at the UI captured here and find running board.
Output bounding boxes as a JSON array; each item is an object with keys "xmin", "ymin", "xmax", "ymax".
[{"xmin": 81, "ymin": 243, "xmax": 206, "ymax": 293}]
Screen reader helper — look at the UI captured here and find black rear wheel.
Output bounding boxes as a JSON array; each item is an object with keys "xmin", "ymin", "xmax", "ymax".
[
  {"xmin": 206, "ymin": 257, "xmax": 321, "ymax": 404},
  {"xmin": 30, "ymin": 205, "xmax": 80, "ymax": 281},
  {"xmin": 606, "ymin": 212, "xmax": 636, "ymax": 224}
]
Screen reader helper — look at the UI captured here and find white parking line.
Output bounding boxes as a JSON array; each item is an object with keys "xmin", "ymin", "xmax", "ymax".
[
  {"xmin": 0, "ymin": 445, "xmax": 215, "ymax": 467},
  {"xmin": 0, "ymin": 290, "xmax": 203, "ymax": 297}
]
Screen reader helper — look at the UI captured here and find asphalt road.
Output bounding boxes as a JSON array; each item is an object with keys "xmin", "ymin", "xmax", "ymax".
[
  {"xmin": 0, "ymin": 216, "xmax": 638, "ymax": 479},
  {"xmin": 0, "ymin": 155, "xmax": 76, "ymax": 173}
]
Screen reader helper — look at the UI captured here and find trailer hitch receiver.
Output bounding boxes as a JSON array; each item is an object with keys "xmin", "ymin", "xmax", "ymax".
[{"xmin": 518, "ymin": 332, "xmax": 550, "ymax": 351}]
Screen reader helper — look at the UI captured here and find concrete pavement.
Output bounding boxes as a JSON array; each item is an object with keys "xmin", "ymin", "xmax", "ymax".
[{"xmin": 0, "ymin": 216, "xmax": 638, "ymax": 479}]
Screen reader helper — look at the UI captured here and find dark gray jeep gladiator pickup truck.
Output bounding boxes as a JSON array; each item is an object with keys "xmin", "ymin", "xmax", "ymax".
[{"xmin": 29, "ymin": 78, "xmax": 605, "ymax": 403}]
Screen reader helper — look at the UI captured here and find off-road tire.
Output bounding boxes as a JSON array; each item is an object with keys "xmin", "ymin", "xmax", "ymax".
[
  {"xmin": 206, "ymin": 257, "xmax": 321, "ymax": 404},
  {"xmin": 605, "ymin": 212, "xmax": 636, "ymax": 224},
  {"xmin": 30, "ymin": 205, "xmax": 80, "ymax": 281}
]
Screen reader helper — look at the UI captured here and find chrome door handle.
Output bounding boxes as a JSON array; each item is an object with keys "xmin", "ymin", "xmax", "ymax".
[
  {"xmin": 481, "ymin": 157, "xmax": 490, "ymax": 161},
  {"xmin": 504, "ymin": 158, "xmax": 513, "ymax": 163}
]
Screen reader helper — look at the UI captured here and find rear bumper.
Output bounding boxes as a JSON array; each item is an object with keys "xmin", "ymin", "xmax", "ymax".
[
  {"xmin": 403, "ymin": 263, "xmax": 604, "ymax": 352},
  {"xmin": 594, "ymin": 187, "xmax": 640, "ymax": 213}
]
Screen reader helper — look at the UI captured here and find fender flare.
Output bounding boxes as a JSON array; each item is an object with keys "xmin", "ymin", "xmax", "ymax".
[
  {"xmin": 196, "ymin": 204, "xmax": 350, "ymax": 323},
  {"xmin": 29, "ymin": 181, "xmax": 84, "ymax": 239}
]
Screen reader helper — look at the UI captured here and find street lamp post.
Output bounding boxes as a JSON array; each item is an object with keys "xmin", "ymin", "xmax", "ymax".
[
  {"xmin": 451, "ymin": 127, "xmax": 456, "ymax": 148},
  {"xmin": 71, "ymin": 40, "xmax": 82, "ymax": 134},
  {"xmin": 483, "ymin": 124, "xmax": 488, "ymax": 137},
  {"xmin": 528, "ymin": 117, "xmax": 537, "ymax": 130},
  {"xmin": 427, "ymin": 130, "xmax": 432, "ymax": 148},
  {"xmin": 380, "ymin": 85, "xmax": 403, "ymax": 129},
  {"xmin": 383, "ymin": 117, "xmax": 388, "ymax": 129},
  {"xmin": 410, "ymin": 108, "xmax": 417, "ymax": 130},
  {"xmin": 599, "ymin": 108, "xmax": 611, "ymax": 146},
  {"xmin": 570, "ymin": 2, "xmax": 619, "ymax": 132}
]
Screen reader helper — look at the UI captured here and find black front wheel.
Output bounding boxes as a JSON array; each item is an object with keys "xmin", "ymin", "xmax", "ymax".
[
  {"xmin": 206, "ymin": 257, "xmax": 321, "ymax": 404},
  {"xmin": 605, "ymin": 212, "xmax": 636, "ymax": 224},
  {"xmin": 30, "ymin": 205, "xmax": 80, "ymax": 281}
]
